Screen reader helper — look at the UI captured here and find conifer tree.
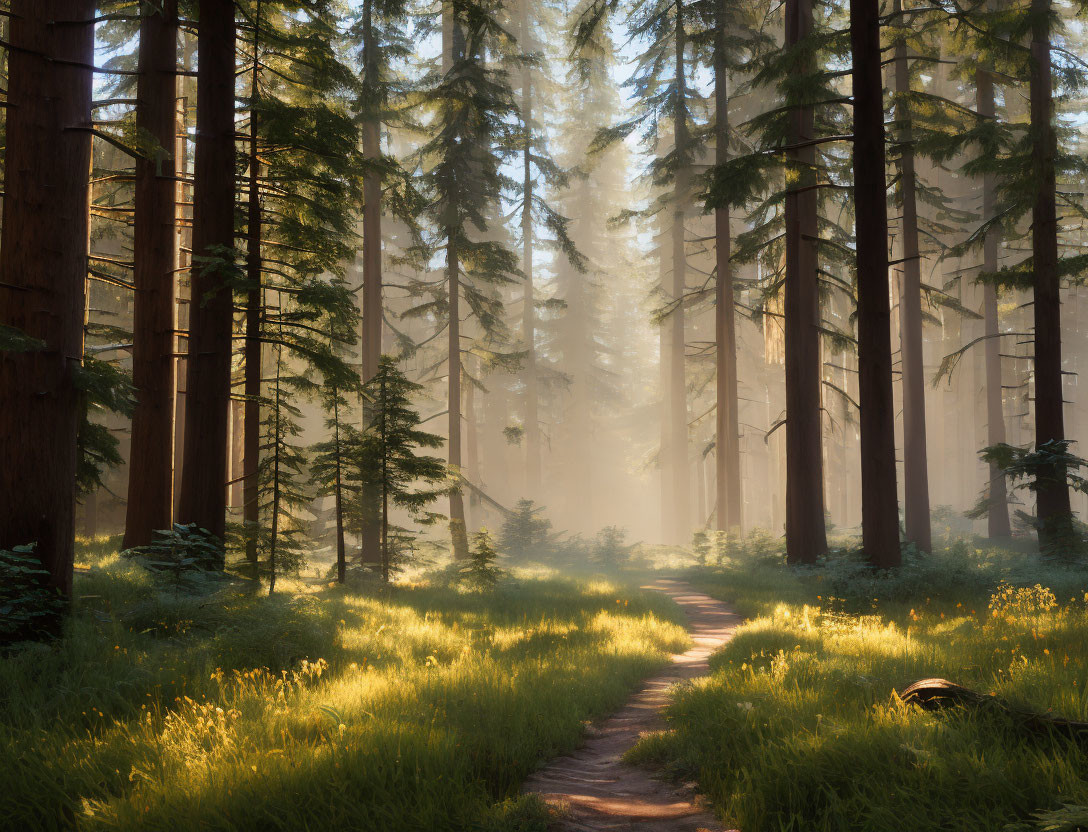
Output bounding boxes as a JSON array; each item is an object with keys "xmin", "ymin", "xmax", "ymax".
[
  {"xmin": 0, "ymin": 0, "xmax": 96, "ymax": 598},
  {"xmin": 237, "ymin": 0, "xmax": 363, "ymax": 575},
  {"xmin": 178, "ymin": 0, "xmax": 238, "ymax": 552},
  {"xmin": 359, "ymin": 356, "xmax": 450, "ymax": 582},
  {"xmin": 577, "ymin": 0, "xmax": 705, "ymax": 543},
  {"xmin": 124, "ymin": 0, "xmax": 179, "ymax": 550},
  {"xmin": 851, "ymin": 0, "xmax": 901, "ymax": 566},
  {"xmin": 416, "ymin": 0, "xmax": 520, "ymax": 559},
  {"xmin": 1028, "ymin": 0, "xmax": 1074, "ymax": 548}
]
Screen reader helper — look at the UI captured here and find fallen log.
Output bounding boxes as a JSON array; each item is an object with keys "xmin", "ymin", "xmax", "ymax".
[{"xmin": 897, "ymin": 678, "xmax": 1088, "ymax": 743}]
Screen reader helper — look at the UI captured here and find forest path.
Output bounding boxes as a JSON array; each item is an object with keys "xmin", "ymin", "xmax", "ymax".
[{"xmin": 522, "ymin": 578, "xmax": 740, "ymax": 831}]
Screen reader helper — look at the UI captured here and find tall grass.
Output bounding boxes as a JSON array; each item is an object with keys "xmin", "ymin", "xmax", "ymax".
[
  {"xmin": 1, "ymin": 548, "xmax": 688, "ymax": 831},
  {"xmin": 631, "ymin": 544, "xmax": 1088, "ymax": 832}
]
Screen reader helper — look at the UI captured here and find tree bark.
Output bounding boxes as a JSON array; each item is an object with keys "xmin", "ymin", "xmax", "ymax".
[
  {"xmin": 333, "ymin": 394, "xmax": 347, "ymax": 583},
  {"xmin": 178, "ymin": 0, "xmax": 236, "ymax": 551},
  {"xmin": 1029, "ymin": 0, "xmax": 1072, "ymax": 546},
  {"xmin": 668, "ymin": 2, "xmax": 691, "ymax": 543},
  {"xmin": 243, "ymin": 0, "xmax": 263, "ymax": 578},
  {"xmin": 359, "ymin": 0, "xmax": 383, "ymax": 565},
  {"xmin": 125, "ymin": 0, "xmax": 179, "ymax": 550},
  {"xmin": 783, "ymin": 0, "xmax": 828, "ymax": 564},
  {"xmin": 448, "ymin": 236, "xmax": 470, "ymax": 559},
  {"xmin": 714, "ymin": 0, "xmax": 742, "ymax": 532},
  {"xmin": 522, "ymin": 2, "xmax": 542, "ymax": 497},
  {"xmin": 892, "ymin": 0, "xmax": 932, "ymax": 552},
  {"xmin": 851, "ymin": 0, "xmax": 901, "ymax": 566},
  {"xmin": 976, "ymin": 67, "xmax": 1012, "ymax": 538},
  {"xmin": 0, "ymin": 0, "xmax": 94, "ymax": 597}
]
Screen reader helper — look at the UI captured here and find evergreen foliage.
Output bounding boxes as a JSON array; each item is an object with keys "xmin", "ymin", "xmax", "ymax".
[
  {"xmin": 500, "ymin": 498, "xmax": 553, "ymax": 558},
  {"xmin": 462, "ymin": 527, "xmax": 504, "ymax": 590},
  {"xmin": 359, "ymin": 356, "xmax": 451, "ymax": 582}
]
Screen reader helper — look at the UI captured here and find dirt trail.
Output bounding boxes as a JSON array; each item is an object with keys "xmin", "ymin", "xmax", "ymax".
[{"xmin": 522, "ymin": 578, "xmax": 740, "ymax": 831}]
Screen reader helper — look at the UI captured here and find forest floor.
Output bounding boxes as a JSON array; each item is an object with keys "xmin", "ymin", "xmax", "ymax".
[
  {"xmin": 631, "ymin": 544, "xmax": 1088, "ymax": 832},
  {"xmin": 523, "ymin": 578, "xmax": 740, "ymax": 831},
  {"xmin": 1, "ymin": 538, "xmax": 691, "ymax": 832}
]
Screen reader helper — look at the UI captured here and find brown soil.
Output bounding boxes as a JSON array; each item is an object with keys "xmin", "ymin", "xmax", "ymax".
[{"xmin": 522, "ymin": 578, "xmax": 740, "ymax": 831}]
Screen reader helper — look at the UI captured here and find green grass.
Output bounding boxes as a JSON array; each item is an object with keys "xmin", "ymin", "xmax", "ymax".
[
  {"xmin": 1, "ymin": 544, "xmax": 689, "ymax": 831},
  {"xmin": 630, "ymin": 544, "xmax": 1088, "ymax": 832}
]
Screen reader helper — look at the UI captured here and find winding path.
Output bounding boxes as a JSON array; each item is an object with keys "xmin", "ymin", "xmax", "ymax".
[{"xmin": 523, "ymin": 578, "xmax": 740, "ymax": 831}]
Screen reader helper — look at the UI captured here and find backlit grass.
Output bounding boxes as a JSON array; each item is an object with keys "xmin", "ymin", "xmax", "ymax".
[
  {"xmin": 630, "ymin": 545, "xmax": 1088, "ymax": 832},
  {"xmin": 1, "ymin": 546, "xmax": 689, "ymax": 831}
]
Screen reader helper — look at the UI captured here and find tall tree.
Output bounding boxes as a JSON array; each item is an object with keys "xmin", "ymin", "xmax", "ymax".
[
  {"xmin": 851, "ymin": 0, "xmax": 901, "ymax": 566},
  {"xmin": 890, "ymin": 0, "xmax": 932, "ymax": 552},
  {"xmin": 783, "ymin": 0, "xmax": 828, "ymax": 563},
  {"xmin": 418, "ymin": 0, "xmax": 519, "ymax": 559},
  {"xmin": 511, "ymin": 0, "xmax": 583, "ymax": 497},
  {"xmin": 976, "ymin": 64, "xmax": 1013, "ymax": 538},
  {"xmin": 1028, "ymin": 0, "xmax": 1073, "ymax": 547},
  {"xmin": 0, "ymin": 0, "xmax": 95, "ymax": 597},
  {"xmin": 178, "ymin": 0, "xmax": 237, "ymax": 552},
  {"xmin": 712, "ymin": 0, "xmax": 741, "ymax": 532},
  {"xmin": 124, "ymin": 0, "xmax": 180, "ymax": 550}
]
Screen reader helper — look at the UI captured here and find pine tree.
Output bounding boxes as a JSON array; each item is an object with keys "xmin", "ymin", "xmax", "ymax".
[
  {"xmin": 500, "ymin": 498, "xmax": 552, "ymax": 557},
  {"xmin": 462, "ymin": 527, "xmax": 503, "ymax": 590},
  {"xmin": 237, "ymin": 0, "xmax": 364, "ymax": 577},
  {"xmin": 1028, "ymin": 0, "xmax": 1074, "ymax": 548},
  {"xmin": 415, "ymin": 0, "xmax": 520, "ymax": 559},
  {"xmin": 576, "ymin": 0, "xmax": 706, "ymax": 543},
  {"xmin": 177, "ymin": 0, "xmax": 238, "ymax": 551},
  {"xmin": 359, "ymin": 356, "xmax": 450, "ymax": 582},
  {"xmin": 124, "ymin": 0, "xmax": 179, "ymax": 550},
  {"xmin": 851, "ymin": 0, "xmax": 900, "ymax": 567},
  {"xmin": 0, "ymin": 0, "xmax": 96, "ymax": 599}
]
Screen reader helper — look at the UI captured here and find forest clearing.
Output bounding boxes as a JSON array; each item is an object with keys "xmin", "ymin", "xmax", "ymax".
[{"xmin": 4, "ymin": 0, "xmax": 1088, "ymax": 829}]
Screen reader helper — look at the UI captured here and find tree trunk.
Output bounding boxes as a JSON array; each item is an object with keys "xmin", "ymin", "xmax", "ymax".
[
  {"xmin": 178, "ymin": 0, "xmax": 236, "ymax": 552},
  {"xmin": 359, "ymin": 0, "xmax": 383, "ymax": 565},
  {"xmin": 125, "ymin": 0, "xmax": 179, "ymax": 550},
  {"xmin": 1029, "ymin": 0, "xmax": 1072, "ymax": 547},
  {"xmin": 851, "ymin": 0, "xmax": 901, "ymax": 567},
  {"xmin": 668, "ymin": 4, "xmax": 691, "ymax": 543},
  {"xmin": 0, "ymin": 0, "xmax": 94, "ymax": 598},
  {"xmin": 268, "ymin": 342, "xmax": 282, "ymax": 595},
  {"xmin": 333, "ymin": 394, "xmax": 346, "ymax": 583},
  {"xmin": 521, "ymin": 2, "xmax": 542, "ymax": 496},
  {"xmin": 783, "ymin": 0, "xmax": 828, "ymax": 564},
  {"xmin": 448, "ymin": 236, "xmax": 470, "ymax": 559},
  {"xmin": 976, "ymin": 67, "xmax": 1012, "ymax": 539},
  {"xmin": 244, "ymin": 0, "xmax": 263, "ymax": 578},
  {"xmin": 893, "ymin": 0, "xmax": 932, "ymax": 552},
  {"xmin": 714, "ymin": 0, "xmax": 742, "ymax": 532}
]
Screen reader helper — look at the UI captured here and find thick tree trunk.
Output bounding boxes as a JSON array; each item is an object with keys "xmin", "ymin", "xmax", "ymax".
[
  {"xmin": 0, "ymin": 0, "xmax": 94, "ymax": 598},
  {"xmin": 893, "ymin": 2, "xmax": 932, "ymax": 552},
  {"xmin": 359, "ymin": 0, "xmax": 383, "ymax": 565},
  {"xmin": 448, "ymin": 237, "xmax": 470, "ymax": 559},
  {"xmin": 1029, "ymin": 0, "xmax": 1072, "ymax": 547},
  {"xmin": 522, "ymin": 13, "xmax": 542, "ymax": 496},
  {"xmin": 243, "ymin": 0, "xmax": 263, "ymax": 578},
  {"xmin": 976, "ymin": 67, "xmax": 1012, "ymax": 538},
  {"xmin": 851, "ymin": 0, "xmax": 901, "ymax": 566},
  {"xmin": 714, "ymin": 0, "xmax": 742, "ymax": 532},
  {"xmin": 668, "ymin": 5, "xmax": 691, "ymax": 543},
  {"xmin": 178, "ymin": 0, "xmax": 236, "ymax": 551},
  {"xmin": 125, "ymin": 0, "xmax": 179, "ymax": 550},
  {"xmin": 783, "ymin": 0, "xmax": 828, "ymax": 564}
]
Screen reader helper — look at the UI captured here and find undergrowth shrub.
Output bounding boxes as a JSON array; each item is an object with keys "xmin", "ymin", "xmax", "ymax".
[
  {"xmin": 123, "ymin": 523, "xmax": 226, "ymax": 594},
  {"xmin": 0, "ymin": 545, "xmax": 66, "ymax": 646}
]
